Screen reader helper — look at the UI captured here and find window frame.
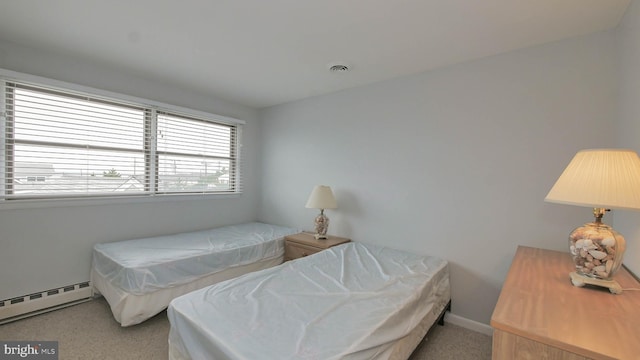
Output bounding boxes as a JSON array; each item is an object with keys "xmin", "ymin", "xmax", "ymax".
[{"xmin": 0, "ymin": 68, "xmax": 244, "ymax": 209}]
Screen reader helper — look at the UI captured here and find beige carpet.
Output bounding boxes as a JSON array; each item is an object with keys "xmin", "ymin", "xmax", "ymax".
[{"xmin": 0, "ymin": 298, "xmax": 492, "ymax": 359}]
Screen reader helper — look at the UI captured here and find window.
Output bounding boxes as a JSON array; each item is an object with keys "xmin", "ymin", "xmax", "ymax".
[
  {"xmin": 1, "ymin": 78, "xmax": 242, "ymax": 201},
  {"xmin": 156, "ymin": 112, "xmax": 239, "ymax": 194}
]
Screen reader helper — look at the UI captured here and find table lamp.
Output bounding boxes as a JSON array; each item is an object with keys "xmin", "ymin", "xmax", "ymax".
[
  {"xmin": 305, "ymin": 185, "xmax": 337, "ymax": 239},
  {"xmin": 545, "ymin": 149, "xmax": 640, "ymax": 294}
]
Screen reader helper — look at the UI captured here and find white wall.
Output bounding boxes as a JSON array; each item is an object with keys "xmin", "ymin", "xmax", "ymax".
[
  {"xmin": 616, "ymin": 0, "xmax": 640, "ymax": 278},
  {"xmin": 258, "ymin": 31, "xmax": 618, "ymax": 324},
  {"xmin": 0, "ymin": 40, "xmax": 261, "ymax": 300}
]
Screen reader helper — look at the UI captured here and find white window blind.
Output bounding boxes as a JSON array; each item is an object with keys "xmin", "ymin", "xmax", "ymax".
[
  {"xmin": 156, "ymin": 111, "xmax": 240, "ymax": 194},
  {"xmin": 1, "ymin": 78, "xmax": 242, "ymax": 201}
]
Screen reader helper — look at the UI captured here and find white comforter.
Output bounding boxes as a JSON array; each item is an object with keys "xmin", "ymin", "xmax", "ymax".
[
  {"xmin": 92, "ymin": 222, "xmax": 299, "ymax": 295},
  {"xmin": 167, "ymin": 242, "xmax": 449, "ymax": 360}
]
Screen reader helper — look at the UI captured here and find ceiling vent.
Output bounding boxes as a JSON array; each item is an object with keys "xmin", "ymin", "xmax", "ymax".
[{"xmin": 328, "ymin": 62, "xmax": 350, "ymax": 73}]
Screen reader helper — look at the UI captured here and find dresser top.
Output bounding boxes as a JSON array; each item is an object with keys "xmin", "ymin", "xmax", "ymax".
[{"xmin": 491, "ymin": 246, "xmax": 640, "ymax": 360}]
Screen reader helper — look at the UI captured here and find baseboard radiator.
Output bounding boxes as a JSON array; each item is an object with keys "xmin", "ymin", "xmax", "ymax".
[{"xmin": 0, "ymin": 282, "xmax": 93, "ymax": 324}]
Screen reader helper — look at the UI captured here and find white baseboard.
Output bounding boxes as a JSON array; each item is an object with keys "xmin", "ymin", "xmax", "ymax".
[{"xmin": 444, "ymin": 312, "xmax": 494, "ymax": 337}]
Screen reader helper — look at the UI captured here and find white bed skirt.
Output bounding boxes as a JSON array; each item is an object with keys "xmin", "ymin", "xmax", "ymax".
[
  {"xmin": 92, "ymin": 255, "xmax": 283, "ymax": 327},
  {"xmin": 386, "ymin": 297, "xmax": 450, "ymax": 360}
]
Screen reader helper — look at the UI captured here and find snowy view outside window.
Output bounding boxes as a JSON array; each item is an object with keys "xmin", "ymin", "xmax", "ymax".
[{"xmin": 3, "ymin": 82, "xmax": 239, "ymax": 199}]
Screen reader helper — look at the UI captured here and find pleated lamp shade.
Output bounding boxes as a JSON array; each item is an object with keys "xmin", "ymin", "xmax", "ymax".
[
  {"xmin": 305, "ymin": 185, "xmax": 337, "ymax": 210},
  {"xmin": 545, "ymin": 149, "xmax": 640, "ymax": 210}
]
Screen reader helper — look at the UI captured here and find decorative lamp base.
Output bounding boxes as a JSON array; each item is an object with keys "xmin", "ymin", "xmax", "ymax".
[
  {"xmin": 313, "ymin": 211, "xmax": 329, "ymax": 240},
  {"xmin": 567, "ymin": 209, "xmax": 626, "ymax": 295},
  {"xmin": 569, "ymin": 271, "xmax": 622, "ymax": 294},
  {"xmin": 314, "ymin": 233, "xmax": 327, "ymax": 240}
]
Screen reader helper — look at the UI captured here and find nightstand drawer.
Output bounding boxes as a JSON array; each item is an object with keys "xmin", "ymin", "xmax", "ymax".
[{"xmin": 285, "ymin": 242, "xmax": 321, "ymax": 260}]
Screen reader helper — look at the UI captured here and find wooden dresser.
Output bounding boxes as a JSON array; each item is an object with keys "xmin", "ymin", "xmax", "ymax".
[{"xmin": 491, "ymin": 246, "xmax": 640, "ymax": 360}]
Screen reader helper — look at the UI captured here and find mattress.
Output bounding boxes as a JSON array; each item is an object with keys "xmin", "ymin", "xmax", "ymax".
[
  {"xmin": 92, "ymin": 222, "xmax": 299, "ymax": 295},
  {"xmin": 167, "ymin": 242, "xmax": 450, "ymax": 360},
  {"xmin": 91, "ymin": 222, "xmax": 299, "ymax": 326}
]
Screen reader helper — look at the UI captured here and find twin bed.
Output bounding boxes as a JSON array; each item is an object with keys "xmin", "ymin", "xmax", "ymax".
[
  {"xmin": 91, "ymin": 222, "xmax": 451, "ymax": 359},
  {"xmin": 91, "ymin": 222, "xmax": 299, "ymax": 326},
  {"xmin": 168, "ymin": 242, "xmax": 450, "ymax": 360}
]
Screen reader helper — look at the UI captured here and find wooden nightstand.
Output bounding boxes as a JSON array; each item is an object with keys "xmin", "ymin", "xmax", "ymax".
[{"xmin": 284, "ymin": 232, "xmax": 351, "ymax": 261}]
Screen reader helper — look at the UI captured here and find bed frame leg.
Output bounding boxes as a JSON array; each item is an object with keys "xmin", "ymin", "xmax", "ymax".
[{"xmin": 437, "ymin": 300, "xmax": 451, "ymax": 326}]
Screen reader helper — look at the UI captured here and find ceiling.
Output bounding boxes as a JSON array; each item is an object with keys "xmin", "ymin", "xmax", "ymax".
[{"xmin": 0, "ymin": 0, "xmax": 631, "ymax": 109}]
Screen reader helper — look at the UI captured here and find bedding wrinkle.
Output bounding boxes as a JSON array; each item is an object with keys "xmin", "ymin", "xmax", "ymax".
[{"xmin": 351, "ymin": 245, "xmax": 393, "ymax": 282}]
